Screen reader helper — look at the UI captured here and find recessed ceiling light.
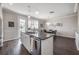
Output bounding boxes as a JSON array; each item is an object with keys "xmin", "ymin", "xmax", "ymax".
[
  {"xmin": 46, "ymin": 22, "xmax": 51, "ymax": 26},
  {"xmin": 28, "ymin": 15, "xmax": 31, "ymax": 18},
  {"xmin": 35, "ymin": 11, "xmax": 39, "ymax": 15}
]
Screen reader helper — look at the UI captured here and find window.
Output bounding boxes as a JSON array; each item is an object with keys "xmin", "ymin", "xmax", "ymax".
[
  {"xmin": 20, "ymin": 19, "xmax": 25, "ymax": 32},
  {"xmin": 28, "ymin": 19, "xmax": 39, "ymax": 36},
  {"xmin": 28, "ymin": 19, "xmax": 38, "ymax": 30}
]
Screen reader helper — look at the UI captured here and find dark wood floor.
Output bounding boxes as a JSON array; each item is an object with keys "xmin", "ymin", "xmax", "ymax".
[
  {"xmin": 53, "ymin": 36, "xmax": 79, "ymax": 55},
  {"xmin": 0, "ymin": 39, "xmax": 30, "ymax": 55},
  {"xmin": 0, "ymin": 36, "xmax": 79, "ymax": 55}
]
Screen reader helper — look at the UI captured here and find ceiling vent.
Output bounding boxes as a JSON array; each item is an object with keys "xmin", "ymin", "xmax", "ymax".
[{"xmin": 49, "ymin": 11, "xmax": 54, "ymax": 13}]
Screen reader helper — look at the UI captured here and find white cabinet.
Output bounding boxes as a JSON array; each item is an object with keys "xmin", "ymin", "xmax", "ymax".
[
  {"xmin": 41, "ymin": 36, "xmax": 53, "ymax": 55},
  {"xmin": 75, "ymin": 32, "xmax": 79, "ymax": 50},
  {"xmin": 21, "ymin": 32, "xmax": 54, "ymax": 55},
  {"xmin": 21, "ymin": 32, "xmax": 31, "ymax": 52}
]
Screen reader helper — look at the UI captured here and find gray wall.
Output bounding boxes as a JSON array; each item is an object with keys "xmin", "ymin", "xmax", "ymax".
[
  {"xmin": 3, "ymin": 8, "xmax": 19, "ymax": 42},
  {"xmin": 2, "ymin": 8, "xmax": 28, "ymax": 42},
  {"xmin": 2, "ymin": 7, "xmax": 46, "ymax": 42},
  {"xmin": 47, "ymin": 14, "xmax": 77, "ymax": 38}
]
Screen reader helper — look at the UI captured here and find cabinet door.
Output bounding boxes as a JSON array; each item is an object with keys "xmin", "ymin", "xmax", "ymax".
[
  {"xmin": 75, "ymin": 32, "xmax": 79, "ymax": 50},
  {"xmin": 21, "ymin": 33, "xmax": 31, "ymax": 52},
  {"xmin": 41, "ymin": 37, "xmax": 53, "ymax": 55}
]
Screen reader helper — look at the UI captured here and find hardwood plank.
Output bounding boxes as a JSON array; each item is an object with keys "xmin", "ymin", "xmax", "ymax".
[
  {"xmin": 53, "ymin": 36, "xmax": 79, "ymax": 55},
  {"xmin": 0, "ymin": 39, "xmax": 30, "ymax": 55}
]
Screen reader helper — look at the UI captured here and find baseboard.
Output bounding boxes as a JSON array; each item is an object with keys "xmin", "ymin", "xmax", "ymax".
[
  {"xmin": 56, "ymin": 35, "xmax": 75, "ymax": 39},
  {"xmin": 3, "ymin": 37, "xmax": 20, "ymax": 42}
]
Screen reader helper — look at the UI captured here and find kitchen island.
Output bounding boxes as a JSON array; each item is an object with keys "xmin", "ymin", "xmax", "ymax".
[{"xmin": 21, "ymin": 32, "xmax": 54, "ymax": 55}]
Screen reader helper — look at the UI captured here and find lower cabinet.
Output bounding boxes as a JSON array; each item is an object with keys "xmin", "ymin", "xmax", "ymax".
[
  {"xmin": 21, "ymin": 32, "xmax": 54, "ymax": 55},
  {"xmin": 75, "ymin": 32, "xmax": 79, "ymax": 51},
  {"xmin": 21, "ymin": 33, "xmax": 31, "ymax": 52},
  {"xmin": 41, "ymin": 37, "xmax": 53, "ymax": 55}
]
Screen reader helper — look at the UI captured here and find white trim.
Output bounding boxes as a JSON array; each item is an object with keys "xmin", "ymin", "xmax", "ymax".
[
  {"xmin": 49, "ymin": 13, "xmax": 77, "ymax": 20},
  {"xmin": 3, "ymin": 37, "xmax": 19, "ymax": 42}
]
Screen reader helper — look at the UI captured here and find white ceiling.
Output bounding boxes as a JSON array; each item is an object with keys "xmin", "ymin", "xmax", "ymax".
[{"xmin": 2, "ymin": 3, "xmax": 75, "ymax": 19}]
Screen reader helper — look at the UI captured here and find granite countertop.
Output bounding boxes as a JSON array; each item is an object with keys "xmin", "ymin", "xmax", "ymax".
[{"xmin": 25, "ymin": 32, "xmax": 54, "ymax": 40}]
